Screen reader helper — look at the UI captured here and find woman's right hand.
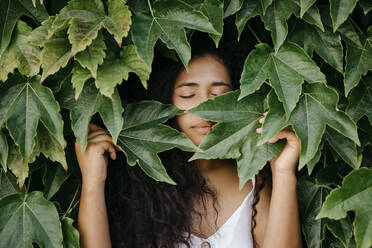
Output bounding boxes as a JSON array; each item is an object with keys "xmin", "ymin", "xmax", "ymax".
[{"xmin": 75, "ymin": 123, "xmax": 121, "ymax": 187}]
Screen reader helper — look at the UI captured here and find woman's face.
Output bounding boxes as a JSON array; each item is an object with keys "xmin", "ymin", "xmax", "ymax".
[{"xmin": 172, "ymin": 54, "xmax": 233, "ymax": 146}]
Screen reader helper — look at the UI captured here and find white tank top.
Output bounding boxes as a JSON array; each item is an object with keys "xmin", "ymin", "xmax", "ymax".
[{"xmin": 176, "ymin": 176, "xmax": 256, "ymax": 248}]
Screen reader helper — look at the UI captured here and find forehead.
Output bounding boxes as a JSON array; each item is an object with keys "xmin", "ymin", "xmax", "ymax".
[{"xmin": 174, "ymin": 55, "xmax": 231, "ymax": 88}]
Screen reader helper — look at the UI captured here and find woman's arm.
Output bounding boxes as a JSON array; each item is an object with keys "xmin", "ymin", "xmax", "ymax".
[
  {"xmin": 75, "ymin": 123, "xmax": 120, "ymax": 248},
  {"xmin": 255, "ymin": 113, "xmax": 303, "ymax": 248}
]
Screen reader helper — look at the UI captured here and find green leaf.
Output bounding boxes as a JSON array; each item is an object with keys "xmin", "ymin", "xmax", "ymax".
[
  {"xmin": 71, "ymin": 62, "xmax": 92, "ymax": 100},
  {"xmin": 56, "ymin": 0, "xmax": 131, "ymax": 56},
  {"xmin": 262, "ymin": 0, "xmax": 297, "ymax": 52},
  {"xmin": 262, "ymin": 83, "xmax": 360, "ymax": 169},
  {"xmin": 70, "ymin": 80, "xmax": 124, "ymax": 153},
  {"xmin": 329, "ymin": 0, "xmax": 357, "ymax": 32},
  {"xmin": 239, "ymin": 42, "xmax": 325, "ymax": 117},
  {"xmin": 131, "ymin": 0, "xmax": 219, "ymax": 68},
  {"xmin": 290, "ymin": 0, "xmax": 324, "ymax": 31},
  {"xmin": 235, "ymin": 0, "xmax": 261, "ymax": 41},
  {"xmin": 0, "ymin": 20, "xmax": 41, "ymax": 82},
  {"xmin": 0, "ymin": 130, "xmax": 8, "ymax": 171},
  {"xmin": 117, "ymin": 101, "xmax": 200, "ymax": 184},
  {"xmin": 289, "ymin": 21, "xmax": 343, "ymax": 73},
  {"xmin": 103, "ymin": 0, "xmax": 132, "ymax": 46},
  {"xmin": 297, "ymin": 176, "xmax": 353, "ymax": 248},
  {"xmin": 28, "ymin": 16, "xmax": 56, "ymax": 47},
  {"xmin": 95, "ymin": 45, "xmax": 151, "ymax": 98},
  {"xmin": 359, "ymin": 0, "xmax": 372, "ymax": 14},
  {"xmin": 43, "ymin": 162, "xmax": 69, "ymax": 200},
  {"xmin": 346, "ymin": 78, "xmax": 372, "ymax": 126},
  {"xmin": 224, "ymin": 0, "xmax": 244, "ymax": 18},
  {"xmin": 0, "ymin": 191, "xmax": 63, "ymax": 248},
  {"xmin": 290, "ymin": 83, "xmax": 360, "ymax": 168},
  {"xmin": 120, "ymin": 45, "xmax": 151, "ymax": 89},
  {"xmin": 188, "ymin": 0, "xmax": 223, "ymax": 46},
  {"xmin": 344, "ymin": 34, "xmax": 372, "ymax": 96},
  {"xmin": 61, "ymin": 217, "xmax": 79, "ymax": 248},
  {"xmin": 6, "ymin": 143, "xmax": 28, "ymax": 188},
  {"xmin": 0, "ymin": 75, "xmax": 65, "ymax": 164},
  {"xmin": 40, "ymin": 31, "xmax": 72, "ymax": 83},
  {"xmin": 299, "ymin": 0, "xmax": 316, "ymax": 17},
  {"xmin": 317, "ymin": 168, "xmax": 372, "ymax": 248},
  {"xmin": 0, "ymin": 169, "xmax": 22, "ymax": 199},
  {"xmin": 324, "ymin": 127, "xmax": 361, "ymax": 169},
  {"xmin": 188, "ymin": 91, "xmax": 284, "ymax": 188},
  {"xmin": 0, "ymin": 0, "xmax": 48, "ymax": 55},
  {"xmin": 74, "ymin": 31, "xmax": 106, "ymax": 79},
  {"xmin": 34, "ymin": 123, "xmax": 68, "ymax": 172}
]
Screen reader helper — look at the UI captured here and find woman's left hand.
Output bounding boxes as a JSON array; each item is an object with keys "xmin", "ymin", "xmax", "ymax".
[{"xmin": 256, "ymin": 112, "xmax": 301, "ymax": 176}]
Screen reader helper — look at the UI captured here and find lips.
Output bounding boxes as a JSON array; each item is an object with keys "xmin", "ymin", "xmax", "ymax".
[{"xmin": 191, "ymin": 121, "xmax": 215, "ymax": 135}]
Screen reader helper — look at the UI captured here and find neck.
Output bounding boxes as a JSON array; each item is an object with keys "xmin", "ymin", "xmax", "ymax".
[{"xmin": 195, "ymin": 158, "xmax": 237, "ymax": 185}]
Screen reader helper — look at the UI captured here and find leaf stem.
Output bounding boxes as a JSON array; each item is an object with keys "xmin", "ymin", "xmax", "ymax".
[
  {"xmin": 247, "ymin": 24, "xmax": 262, "ymax": 44},
  {"xmin": 147, "ymin": 0, "xmax": 154, "ymax": 17},
  {"xmin": 349, "ymin": 18, "xmax": 363, "ymax": 34},
  {"xmin": 25, "ymin": 173, "xmax": 32, "ymax": 194},
  {"xmin": 62, "ymin": 184, "xmax": 80, "ymax": 218}
]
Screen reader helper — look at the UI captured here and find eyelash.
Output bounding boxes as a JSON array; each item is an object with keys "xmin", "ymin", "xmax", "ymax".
[{"xmin": 180, "ymin": 93, "xmax": 219, "ymax": 98}]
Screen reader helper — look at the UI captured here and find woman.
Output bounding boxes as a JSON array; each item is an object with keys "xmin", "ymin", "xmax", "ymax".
[{"xmin": 75, "ymin": 48, "xmax": 303, "ymax": 248}]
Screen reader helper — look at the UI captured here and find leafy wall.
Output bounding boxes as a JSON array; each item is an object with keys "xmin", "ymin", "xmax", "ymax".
[{"xmin": 0, "ymin": 0, "xmax": 371, "ymax": 247}]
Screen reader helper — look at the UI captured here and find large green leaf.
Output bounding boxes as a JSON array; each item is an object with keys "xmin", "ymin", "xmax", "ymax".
[
  {"xmin": 187, "ymin": 91, "xmax": 284, "ymax": 188},
  {"xmin": 117, "ymin": 101, "xmax": 200, "ymax": 185},
  {"xmin": 289, "ymin": 21, "xmax": 343, "ymax": 73},
  {"xmin": 0, "ymin": 191, "xmax": 63, "ymax": 248},
  {"xmin": 346, "ymin": 78, "xmax": 372, "ymax": 126},
  {"xmin": 0, "ymin": 0, "xmax": 48, "ymax": 55},
  {"xmin": 290, "ymin": 0, "xmax": 324, "ymax": 31},
  {"xmin": 95, "ymin": 45, "xmax": 151, "ymax": 98},
  {"xmin": 28, "ymin": 16, "xmax": 55, "ymax": 48},
  {"xmin": 344, "ymin": 34, "xmax": 372, "ymax": 96},
  {"xmin": 239, "ymin": 42, "xmax": 325, "ymax": 117},
  {"xmin": 297, "ymin": 176, "xmax": 353, "ymax": 248},
  {"xmin": 261, "ymin": 0, "xmax": 297, "ymax": 52},
  {"xmin": 71, "ymin": 62, "xmax": 92, "ymax": 100},
  {"xmin": 261, "ymin": 83, "xmax": 360, "ymax": 169},
  {"xmin": 131, "ymin": 0, "xmax": 219, "ymax": 69},
  {"xmin": 0, "ymin": 75, "xmax": 65, "ymax": 164},
  {"xmin": 329, "ymin": 0, "xmax": 357, "ymax": 32},
  {"xmin": 0, "ymin": 21, "xmax": 41, "ymax": 82},
  {"xmin": 54, "ymin": 0, "xmax": 131, "ymax": 56},
  {"xmin": 317, "ymin": 168, "xmax": 372, "ymax": 248},
  {"xmin": 0, "ymin": 130, "xmax": 8, "ymax": 171},
  {"xmin": 70, "ymin": 80, "xmax": 124, "ymax": 153},
  {"xmin": 74, "ymin": 31, "xmax": 106, "ymax": 79}
]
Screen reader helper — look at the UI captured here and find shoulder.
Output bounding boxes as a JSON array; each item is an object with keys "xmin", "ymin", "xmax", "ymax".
[{"xmin": 251, "ymin": 174, "xmax": 272, "ymax": 246}]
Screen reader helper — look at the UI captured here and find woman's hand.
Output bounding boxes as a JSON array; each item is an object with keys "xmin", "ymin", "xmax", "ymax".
[
  {"xmin": 256, "ymin": 112, "xmax": 301, "ymax": 175},
  {"xmin": 75, "ymin": 123, "xmax": 121, "ymax": 187}
]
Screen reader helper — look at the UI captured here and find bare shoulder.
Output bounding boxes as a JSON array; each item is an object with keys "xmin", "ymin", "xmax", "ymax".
[{"xmin": 251, "ymin": 174, "xmax": 272, "ymax": 246}]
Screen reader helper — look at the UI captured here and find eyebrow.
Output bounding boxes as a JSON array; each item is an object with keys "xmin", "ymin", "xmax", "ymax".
[{"xmin": 175, "ymin": 81, "xmax": 232, "ymax": 89}]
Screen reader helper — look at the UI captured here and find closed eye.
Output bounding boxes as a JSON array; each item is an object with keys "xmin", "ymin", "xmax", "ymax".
[{"xmin": 180, "ymin": 94, "xmax": 195, "ymax": 98}]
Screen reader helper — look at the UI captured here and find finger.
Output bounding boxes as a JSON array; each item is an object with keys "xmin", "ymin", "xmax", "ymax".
[
  {"xmin": 87, "ymin": 129, "xmax": 109, "ymax": 139},
  {"xmin": 88, "ymin": 134, "xmax": 114, "ymax": 144},
  {"xmin": 268, "ymin": 130, "xmax": 298, "ymax": 144},
  {"xmin": 91, "ymin": 141, "xmax": 117, "ymax": 160}
]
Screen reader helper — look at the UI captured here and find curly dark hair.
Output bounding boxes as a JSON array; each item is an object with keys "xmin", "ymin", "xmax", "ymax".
[{"xmin": 105, "ymin": 35, "xmax": 271, "ymax": 248}]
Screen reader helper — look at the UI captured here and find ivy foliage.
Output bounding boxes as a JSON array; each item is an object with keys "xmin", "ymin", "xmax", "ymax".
[{"xmin": 0, "ymin": 0, "xmax": 371, "ymax": 247}]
